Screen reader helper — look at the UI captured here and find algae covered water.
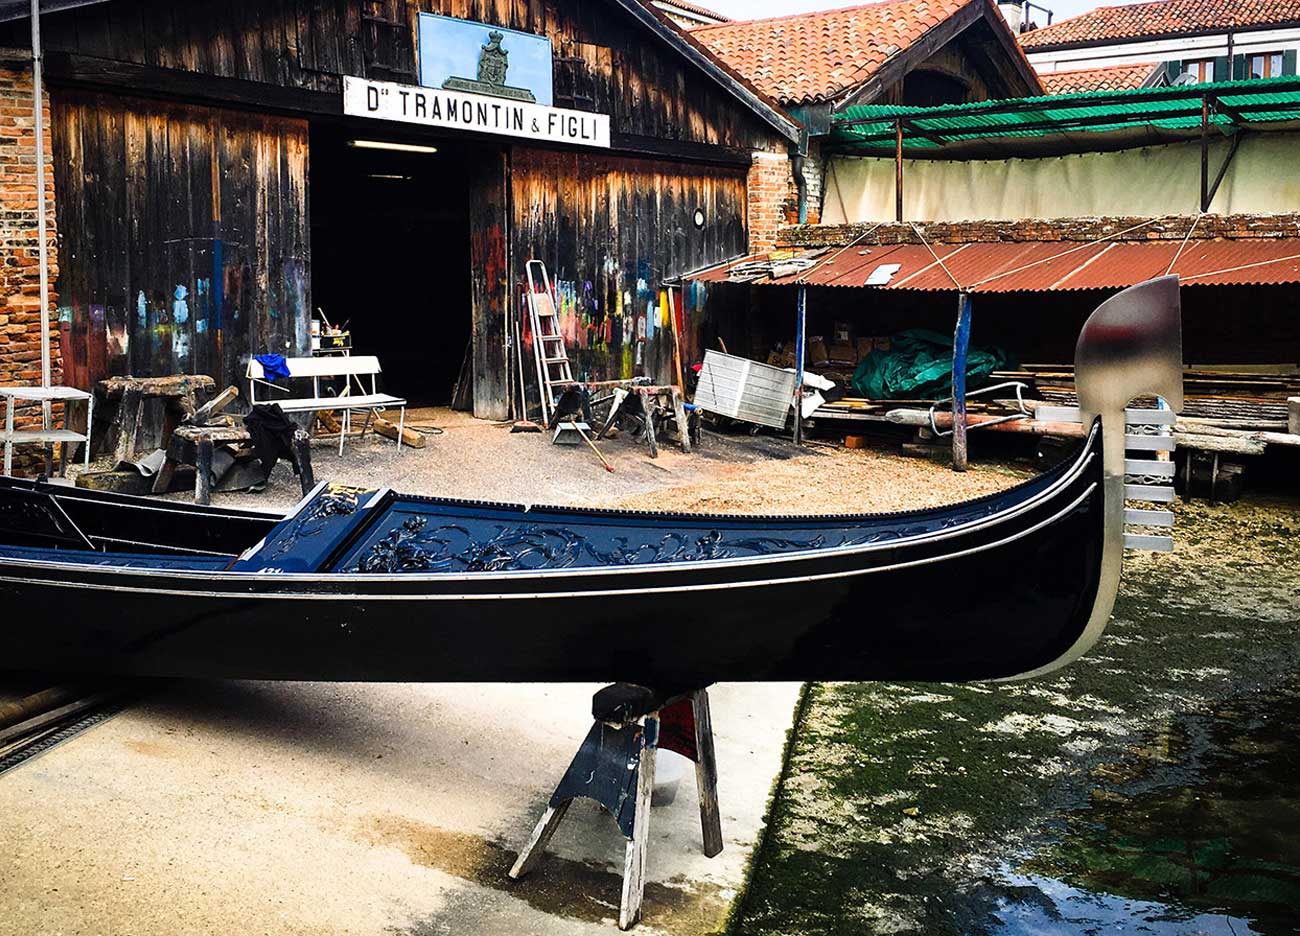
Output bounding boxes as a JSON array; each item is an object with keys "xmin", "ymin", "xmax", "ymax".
[{"xmin": 732, "ymin": 495, "xmax": 1300, "ymax": 936}]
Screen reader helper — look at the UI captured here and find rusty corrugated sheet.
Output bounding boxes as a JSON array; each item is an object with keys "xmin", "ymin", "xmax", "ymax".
[{"xmin": 688, "ymin": 238, "xmax": 1300, "ymax": 291}]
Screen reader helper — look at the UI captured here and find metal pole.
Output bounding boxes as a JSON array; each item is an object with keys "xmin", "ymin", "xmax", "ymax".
[
  {"xmin": 793, "ymin": 284, "xmax": 806, "ymax": 445},
  {"xmin": 951, "ymin": 291, "xmax": 972, "ymax": 472},
  {"xmin": 1199, "ymin": 94, "xmax": 1209, "ymax": 212},
  {"xmin": 31, "ymin": 0, "xmax": 49, "ymax": 389},
  {"xmin": 894, "ymin": 119, "xmax": 904, "ymax": 222}
]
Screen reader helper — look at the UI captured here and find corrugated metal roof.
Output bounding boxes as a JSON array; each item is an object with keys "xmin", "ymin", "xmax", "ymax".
[{"xmin": 687, "ymin": 237, "xmax": 1300, "ymax": 291}]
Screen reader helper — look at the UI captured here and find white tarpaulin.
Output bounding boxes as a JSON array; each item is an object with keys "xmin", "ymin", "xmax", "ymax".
[{"xmin": 822, "ymin": 132, "xmax": 1300, "ymax": 224}]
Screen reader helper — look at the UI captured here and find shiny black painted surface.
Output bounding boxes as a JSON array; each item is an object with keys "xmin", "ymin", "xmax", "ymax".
[{"xmin": 0, "ymin": 432, "xmax": 1103, "ymax": 684}]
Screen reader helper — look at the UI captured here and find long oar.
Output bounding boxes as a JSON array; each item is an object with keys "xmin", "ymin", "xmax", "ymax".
[{"xmin": 574, "ymin": 422, "xmax": 614, "ymax": 472}]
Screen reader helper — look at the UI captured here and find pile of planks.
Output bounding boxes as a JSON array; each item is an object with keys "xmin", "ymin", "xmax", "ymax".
[{"xmin": 994, "ymin": 364, "xmax": 1300, "ymax": 426}]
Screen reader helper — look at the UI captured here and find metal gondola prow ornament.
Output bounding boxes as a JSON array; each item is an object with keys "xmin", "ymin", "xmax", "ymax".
[{"xmin": 1016, "ymin": 276, "xmax": 1184, "ymax": 681}]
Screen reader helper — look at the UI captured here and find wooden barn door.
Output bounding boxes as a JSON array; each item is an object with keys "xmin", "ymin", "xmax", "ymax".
[
  {"xmin": 49, "ymin": 88, "xmax": 310, "ymax": 393},
  {"xmin": 468, "ymin": 147, "xmax": 510, "ymax": 420}
]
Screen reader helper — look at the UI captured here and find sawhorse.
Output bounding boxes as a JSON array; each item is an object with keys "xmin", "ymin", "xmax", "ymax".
[{"xmin": 509, "ymin": 684, "xmax": 722, "ymax": 929}]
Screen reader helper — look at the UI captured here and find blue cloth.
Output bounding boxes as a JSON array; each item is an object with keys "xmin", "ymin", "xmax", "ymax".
[{"xmin": 255, "ymin": 353, "xmax": 291, "ymax": 380}]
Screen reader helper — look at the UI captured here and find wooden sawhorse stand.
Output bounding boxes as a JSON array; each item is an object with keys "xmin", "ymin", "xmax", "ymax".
[{"xmin": 509, "ymin": 684, "xmax": 722, "ymax": 929}]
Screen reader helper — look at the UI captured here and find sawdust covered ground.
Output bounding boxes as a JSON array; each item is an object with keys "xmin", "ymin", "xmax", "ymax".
[
  {"xmin": 599, "ymin": 439, "xmax": 1030, "ymax": 516},
  {"xmin": 171, "ymin": 407, "xmax": 1031, "ymax": 515}
]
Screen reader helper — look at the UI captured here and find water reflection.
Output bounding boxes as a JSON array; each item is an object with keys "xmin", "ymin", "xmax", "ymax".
[{"xmin": 999, "ymin": 682, "xmax": 1300, "ymax": 935}]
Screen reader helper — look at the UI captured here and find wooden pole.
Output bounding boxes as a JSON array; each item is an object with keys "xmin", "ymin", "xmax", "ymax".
[
  {"xmin": 1199, "ymin": 94, "xmax": 1210, "ymax": 212},
  {"xmin": 951, "ymin": 291, "xmax": 972, "ymax": 472},
  {"xmin": 793, "ymin": 284, "xmax": 806, "ymax": 445},
  {"xmin": 894, "ymin": 119, "xmax": 904, "ymax": 222}
]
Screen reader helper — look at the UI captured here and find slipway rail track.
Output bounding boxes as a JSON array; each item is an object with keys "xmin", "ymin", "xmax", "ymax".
[{"xmin": 0, "ymin": 683, "xmax": 136, "ymax": 777}]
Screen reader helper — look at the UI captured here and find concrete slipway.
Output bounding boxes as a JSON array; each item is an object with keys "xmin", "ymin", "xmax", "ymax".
[
  {"xmin": 0, "ymin": 411, "xmax": 1024, "ymax": 935},
  {"xmin": 0, "ymin": 681, "xmax": 800, "ymax": 934}
]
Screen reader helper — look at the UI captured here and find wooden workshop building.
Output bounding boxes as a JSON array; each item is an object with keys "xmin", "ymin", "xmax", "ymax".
[{"xmin": 0, "ymin": 0, "xmax": 799, "ymax": 420}]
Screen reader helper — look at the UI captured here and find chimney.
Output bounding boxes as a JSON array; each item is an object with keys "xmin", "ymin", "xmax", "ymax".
[{"xmin": 998, "ymin": 0, "xmax": 1024, "ymax": 33}]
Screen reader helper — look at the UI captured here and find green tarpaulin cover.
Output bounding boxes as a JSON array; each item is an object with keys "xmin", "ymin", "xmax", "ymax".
[{"xmin": 850, "ymin": 329, "xmax": 1013, "ymax": 400}]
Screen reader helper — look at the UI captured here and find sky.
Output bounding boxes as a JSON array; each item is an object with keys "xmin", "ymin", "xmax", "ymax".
[{"xmin": 699, "ymin": 0, "xmax": 1149, "ymax": 25}]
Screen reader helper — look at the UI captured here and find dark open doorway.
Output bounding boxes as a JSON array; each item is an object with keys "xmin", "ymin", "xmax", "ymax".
[{"xmin": 309, "ymin": 122, "xmax": 474, "ymax": 406}]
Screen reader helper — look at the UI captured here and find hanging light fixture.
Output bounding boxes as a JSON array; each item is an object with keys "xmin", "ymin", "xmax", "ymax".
[{"xmin": 347, "ymin": 139, "xmax": 438, "ymax": 154}]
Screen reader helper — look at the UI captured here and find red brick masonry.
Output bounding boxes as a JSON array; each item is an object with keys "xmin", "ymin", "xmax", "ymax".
[
  {"xmin": 0, "ymin": 60, "xmax": 62, "ymax": 473},
  {"xmin": 778, "ymin": 213, "xmax": 1300, "ymax": 248}
]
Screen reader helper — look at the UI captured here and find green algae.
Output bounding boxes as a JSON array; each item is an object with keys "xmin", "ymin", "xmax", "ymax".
[{"xmin": 730, "ymin": 494, "xmax": 1300, "ymax": 936}]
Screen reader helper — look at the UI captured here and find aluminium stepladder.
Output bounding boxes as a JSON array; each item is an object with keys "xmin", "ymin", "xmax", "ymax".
[{"xmin": 524, "ymin": 260, "xmax": 590, "ymax": 443}]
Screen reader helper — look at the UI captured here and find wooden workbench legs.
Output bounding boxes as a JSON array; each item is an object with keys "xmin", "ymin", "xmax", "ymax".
[
  {"xmin": 195, "ymin": 437, "xmax": 214, "ymax": 506},
  {"xmin": 509, "ymin": 687, "xmax": 721, "ymax": 930}
]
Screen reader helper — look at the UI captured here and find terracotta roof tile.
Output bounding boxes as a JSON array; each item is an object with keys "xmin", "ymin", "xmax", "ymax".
[
  {"xmin": 1038, "ymin": 61, "xmax": 1161, "ymax": 93},
  {"xmin": 691, "ymin": 0, "xmax": 979, "ymax": 105},
  {"xmin": 1020, "ymin": 0, "xmax": 1300, "ymax": 50}
]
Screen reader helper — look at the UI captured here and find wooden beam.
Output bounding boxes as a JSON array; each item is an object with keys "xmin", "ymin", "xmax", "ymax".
[
  {"xmin": 44, "ymin": 51, "xmax": 341, "ymax": 116},
  {"xmin": 895, "ymin": 119, "xmax": 904, "ymax": 222},
  {"xmin": 834, "ymin": 0, "xmax": 985, "ymax": 110},
  {"xmin": 1200, "ymin": 94, "xmax": 1210, "ymax": 212}
]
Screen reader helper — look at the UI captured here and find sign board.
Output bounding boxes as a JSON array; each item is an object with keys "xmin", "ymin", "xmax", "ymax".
[
  {"xmin": 342, "ymin": 76, "xmax": 611, "ymax": 149},
  {"xmin": 418, "ymin": 13, "xmax": 554, "ymax": 107}
]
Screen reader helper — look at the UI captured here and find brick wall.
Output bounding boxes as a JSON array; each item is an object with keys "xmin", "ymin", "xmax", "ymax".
[
  {"xmin": 747, "ymin": 150, "xmax": 797, "ymax": 253},
  {"xmin": 0, "ymin": 59, "xmax": 61, "ymax": 475},
  {"xmin": 779, "ymin": 213, "xmax": 1300, "ymax": 248}
]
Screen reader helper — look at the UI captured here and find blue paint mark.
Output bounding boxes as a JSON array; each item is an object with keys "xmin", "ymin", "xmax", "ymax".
[
  {"xmin": 136, "ymin": 290, "xmax": 147, "ymax": 325},
  {"xmin": 211, "ymin": 238, "xmax": 224, "ymax": 331},
  {"xmin": 195, "ymin": 319, "xmax": 208, "ymax": 334},
  {"xmin": 172, "ymin": 284, "xmax": 189, "ymax": 325}
]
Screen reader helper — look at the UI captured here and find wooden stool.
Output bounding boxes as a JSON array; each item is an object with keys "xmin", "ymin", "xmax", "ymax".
[{"xmin": 509, "ymin": 684, "xmax": 722, "ymax": 930}]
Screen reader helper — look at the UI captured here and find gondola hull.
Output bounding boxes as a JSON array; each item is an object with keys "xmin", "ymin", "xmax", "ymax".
[
  {"xmin": 0, "ymin": 276, "xmax": 1184, "ymax": 686},
  {"xmin": 0, "ymin": 428, "xmax": 1102, "ymax": 684}
]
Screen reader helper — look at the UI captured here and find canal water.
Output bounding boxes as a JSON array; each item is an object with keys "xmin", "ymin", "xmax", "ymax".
[
  {"xmin": 1002, "ymin": 681, "xmax": 1300, "ymax": 935},
  {"xmin": 733, "ymin": 494, "xmax": 1300, "ymax": 936}
]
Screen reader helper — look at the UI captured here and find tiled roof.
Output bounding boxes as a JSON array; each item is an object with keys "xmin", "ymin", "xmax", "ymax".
[
  {"xmin": 691, "ymin": 0, "xmax": 980, "ymax": 105},
  {"xmin": 1039, "ymin": 61, "xmax": 1161, "ymax": 93},
  {"xmin": 1020, "ymin": 0, "xmax": 1300, "ymax": 50}
]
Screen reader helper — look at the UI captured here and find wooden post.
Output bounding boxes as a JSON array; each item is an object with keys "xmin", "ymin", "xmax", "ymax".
[
  {"xmin": 619, "ymin": 716, "xmax": 658, "ymax": 930},
  {"xmin": 509, "ymin": 800, "xmax": 572, "ymax": 880},
  {"xmin": 952, "ymin": 291, "xmax": 972, "ymax": 472},
  {"xmin": 641, "ymin": 389, "xmax": 659, "ymax": 458},
  {"xmin": 195, "ymin": 436, "xmax": 214, "ymax": 505},
  {"xmin": 692, "ymin": 689, "xmax": 723, "ymax": 859},
  {"xmin": 669, "ymin": 386, "xmax": 692, "ymax": 454},
  {"xmin": 894, "ymin": 119, "xmax": 904, "ymax": 222},
  {"xmin": 1200, "ymin": 94, "xmax": 1210, "ymax": 212},
  {"xmin": 793, "ymin": 285, "xmax": 807, "ymax": 446}
]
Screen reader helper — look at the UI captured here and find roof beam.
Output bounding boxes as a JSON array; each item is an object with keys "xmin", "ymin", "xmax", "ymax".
[{"xmin": 832, "ymin": 0, "xmax": 985, "ymax": 111}]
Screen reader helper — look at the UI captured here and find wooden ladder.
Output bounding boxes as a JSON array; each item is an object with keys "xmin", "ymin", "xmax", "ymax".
[{"xmin": 524, "ymin": 260, "xmax": 587, "ymax": 439}]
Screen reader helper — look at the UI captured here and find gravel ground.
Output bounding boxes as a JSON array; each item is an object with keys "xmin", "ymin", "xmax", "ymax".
[{"xmin": 162, "ymin": 407, "xmax": 1029, "ymax": 515}]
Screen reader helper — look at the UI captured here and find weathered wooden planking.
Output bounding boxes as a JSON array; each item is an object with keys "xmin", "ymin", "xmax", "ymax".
[
  {"xmin": 510, "ymin": 148, "xmax": 747, "ymax": 395},
  {"xmin": 468, "ymin": 148, "xmax": 511, "ymax": 420},
  {"xmin": 49, "ymin": 89, "xmax": 309, "ymax": 393},
  {"xmin": 17, "ymin": 0, "xmax": 779, "ymax": 152}
]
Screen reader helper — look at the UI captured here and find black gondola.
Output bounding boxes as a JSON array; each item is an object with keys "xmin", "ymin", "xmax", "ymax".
[{"xmin": 0, "ymin": 278, "xmax": 1183, "ymax": 685}]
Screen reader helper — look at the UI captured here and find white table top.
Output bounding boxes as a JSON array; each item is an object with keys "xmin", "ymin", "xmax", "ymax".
[{"xmin": 0, "ymin": 385, "xmax": 92, "ymax": 401}]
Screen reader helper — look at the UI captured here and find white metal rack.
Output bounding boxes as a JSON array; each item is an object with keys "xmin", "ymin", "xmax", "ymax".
[{"xmin": 1, "ymin": 385, "xmax": 92, "ymax": 476}]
